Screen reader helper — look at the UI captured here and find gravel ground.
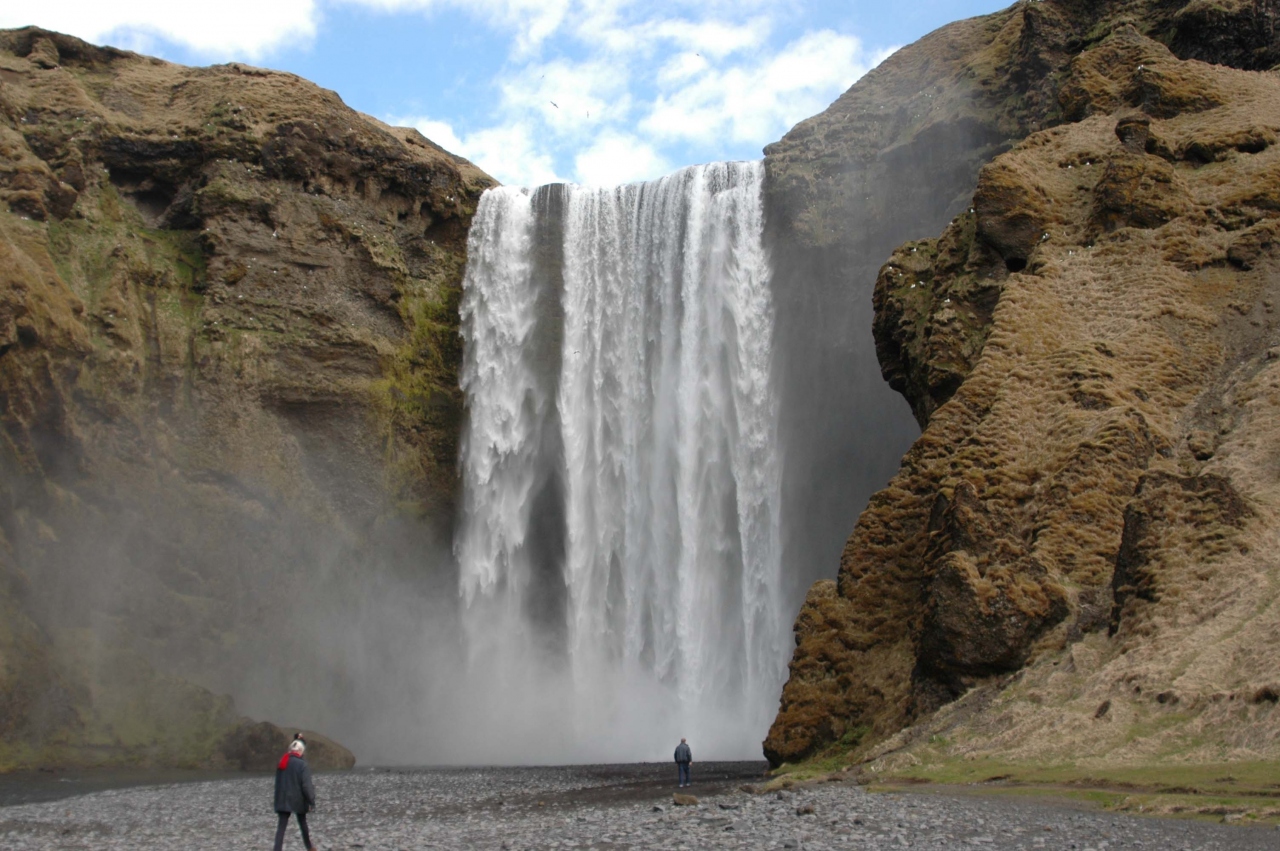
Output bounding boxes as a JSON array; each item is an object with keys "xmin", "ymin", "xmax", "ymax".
[{"xmin": 1, "ymin": 762, "xmax": 1277, "ymax": 850}]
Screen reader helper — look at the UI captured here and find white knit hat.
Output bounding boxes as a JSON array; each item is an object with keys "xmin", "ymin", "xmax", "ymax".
[{"xmin": 289, "ymin": 739, "xmax": 306, "ymax": 756}]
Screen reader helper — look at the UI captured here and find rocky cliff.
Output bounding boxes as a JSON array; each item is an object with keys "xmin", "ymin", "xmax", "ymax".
[
  {"xmin": 765, "ymin": 0, "xmax": 1280, "ymax": 769},
  {"xmin": 0, "ymin": 27, "xmax": 491, "ymax": 770}
]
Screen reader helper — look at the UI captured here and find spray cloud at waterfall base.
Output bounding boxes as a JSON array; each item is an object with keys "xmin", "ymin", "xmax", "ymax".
[{"xmin": 452, "ymin": 162, "xmax": 784, "ymax": 762}]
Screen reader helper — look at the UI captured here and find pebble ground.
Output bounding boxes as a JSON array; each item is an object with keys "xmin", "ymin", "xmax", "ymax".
[{"xmin": 1, "ymin": 762, "xmax": 1277, "ymax": 850}]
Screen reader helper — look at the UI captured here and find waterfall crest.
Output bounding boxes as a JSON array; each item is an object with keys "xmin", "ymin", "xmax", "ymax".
[{"xmin": 455, "ymin": 162, "xmax": 784, "ymax": 760}]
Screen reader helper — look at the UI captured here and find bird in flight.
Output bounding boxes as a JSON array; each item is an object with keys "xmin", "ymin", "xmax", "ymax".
[{"xmin": 550, "ymin": 100, "xmax": 559, "ymax": 108}]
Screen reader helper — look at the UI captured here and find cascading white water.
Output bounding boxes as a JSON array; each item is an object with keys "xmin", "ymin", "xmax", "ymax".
[{"xmin": 455, "ymin": 162, "xmax": 784, "ymax": 761}]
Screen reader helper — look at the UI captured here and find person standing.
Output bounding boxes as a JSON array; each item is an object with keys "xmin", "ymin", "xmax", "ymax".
[
  {"xmin": 273, "ymin": 736, "xmax": 317, "ymax": 851},
  {"xmin": 674, "ymin": 738, "xmax": 692, "ymax": 788}
]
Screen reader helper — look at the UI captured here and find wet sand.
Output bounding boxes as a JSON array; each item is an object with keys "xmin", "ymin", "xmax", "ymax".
[{"xmin": 1, "ymin": 761, "xmax": 1276, "ymax": 849}]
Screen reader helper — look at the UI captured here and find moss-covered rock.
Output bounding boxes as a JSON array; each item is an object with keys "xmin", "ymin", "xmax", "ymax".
[
  {"xmin": 768, "ymin": 1, "xmax": 1280, "ymax": 770},
  {"xmin": 217, "ymin": 720, "xmax": 355, "ymax": 771}
]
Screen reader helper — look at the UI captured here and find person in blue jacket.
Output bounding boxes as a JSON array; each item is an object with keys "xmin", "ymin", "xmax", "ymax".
[
  {"xmin": 674, "ymin": 738, "xmax": 693, "ymax": 787},
  {"xmin": 273, "ymin": 735, "xmax": 317, "ymax": 851}
]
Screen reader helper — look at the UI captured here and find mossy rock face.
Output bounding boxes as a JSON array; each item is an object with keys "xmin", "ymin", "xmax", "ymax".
[
  {"xmin": 0, "ymin": 27, "xmax": 492, "ymax": 769},
  {"xmin": 768, "ymin": 1, "xmax": 1280, "ymax": 770},
  {"xmin": 872, "ymin": 213, "xmax": 1004, "ymax": 428}
]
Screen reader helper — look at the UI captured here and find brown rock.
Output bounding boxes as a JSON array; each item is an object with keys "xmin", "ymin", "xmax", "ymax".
[
  {"xmin": 872, "ymin": 214, "xmax": 1004, "ymax": 427},
  {"xmin": 761, "ymin": 0, "xmax": 1085, "ymax": 602},
  {"xmin": 1109, "ymin": 472, "xmax": 1250, "ymax": 636},
  {"xmin": 1115, "ymin": 116, "xmax": 1151, "ymax": 152},
  {"xmin": 1170, "ymin": 0, "xmax": 1280, "ymax": 71},
  {"xmin": 764, "ymin": 575, "xmax": 917, "ymax": 766},
  {"xmin": 0, "ymin": 26, "xmax": 493, "ymax": 771},
  {"xmin": 673, "ymin": 793, "xmax": 698, "ymax": 806},
  {"xmin": 769, "ymin": 5, "xmax": 1280, "ymax": 768},
  {"xmin": 1226, "ymin": 220, "xmax": 1280, "ymax": 270},
  {"xmin": 1091, "ymin": 150, "xmax": 1190, "ymax": 233},
  {"xmin": 974, "ymin": 160, "xmax": 1052, "ymax": 272},
  {"xmin": 218, "ymin": 720, "xmax": 356, "ymax": 771},
  {"xmin": 1186, "ymin": 429, "xmax": 1216, "ymax": 461},
  {"xmin": 917, "ymin": 549, "xmax": 1069, "ymax": 686},
  {"xmin": 25, "ymin": 36, "xmax": 58, "ymax": 69}
]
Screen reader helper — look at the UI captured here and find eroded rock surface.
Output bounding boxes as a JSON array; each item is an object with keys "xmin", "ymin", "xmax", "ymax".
[
  {"xmin": 0, "ymin": 28, "xmax": 492, "ymax": 769},
  {"xmin": 768, "ymin": 1, "xmax": 1280, "ymax": 769}
]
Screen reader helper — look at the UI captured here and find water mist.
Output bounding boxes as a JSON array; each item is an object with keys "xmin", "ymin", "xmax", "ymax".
[{"xmin": 454, "ymin": 162, "xmax": 785, "ymax": 762}]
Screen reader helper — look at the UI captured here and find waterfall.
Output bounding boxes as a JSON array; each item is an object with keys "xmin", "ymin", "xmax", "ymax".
[{"xmin": 455, "ymin": 162, "xmax": 784, "ymax": 761}]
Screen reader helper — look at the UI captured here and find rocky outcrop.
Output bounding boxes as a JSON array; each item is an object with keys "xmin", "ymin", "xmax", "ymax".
[
  {"xmin": 217, "ymin": 720, "xmax": 355, "ymax": 771},
  {"xmin": 0, "ymin": 28, "xmax": 492, "ymax": 769},
  {"xmin": 767, "ymin": 0, "xmax": 1280, "ymax": 768},
  {"xmin": 764, "ymin": 0, "xmax": 1141, "ymax": 613}
]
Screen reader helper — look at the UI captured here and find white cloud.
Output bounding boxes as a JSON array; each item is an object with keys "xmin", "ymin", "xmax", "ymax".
[
  {"xmin": 641, "ymin": 30, "xmax": 878, "ymax": 146},
  {"xmin": 389, "ymin": 10, "xmax": 894, "ymax": 187},
  {"xmin": 573, "ymin": 132, "xmax": 670, "ymax": 186},
  {"xmin": 399, "ymin": 117, "xmax": 465, "ymax": 154},
  {"xmin": 463, "ymin": 123, "xmax": 564, "ymax": 186},
  {"xmin": 656, "ymin": 51, "xmax": 709, "ymax": 85},
  {"xmin": 498, "ymin": 58, "xmax": 633, "ymax": 136},
  {"xmin": 336, "ymin": 0, "xmax": 574, "ymax": 55},
  {"xmin": 571, "ymin": 11, "xmax": 767, "ymax": 58},
  {"xmin": 649, "ymin": 17, "xmax": 770, "ymax": 58},
  {"xmin": 394, "ymin": 115, "xmax": 563, "ymax": 187},
  {"xmin": 0, "ymin": 0, "xmax": 318, "ymax": 59},
  {"xmin": 0, "ymin": 0, "xmax": 576, "ymax": 59}
]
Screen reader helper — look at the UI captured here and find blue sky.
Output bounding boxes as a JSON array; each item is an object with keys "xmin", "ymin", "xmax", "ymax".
[{"xmin": 1, "ymin": 1, "xmax": 1011, "ymax": 186}]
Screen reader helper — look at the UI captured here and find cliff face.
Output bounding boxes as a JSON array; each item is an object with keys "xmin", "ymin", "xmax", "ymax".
[
  {"xmin": 765, "ymin": 0, "xmax": 1085, "ymax": 616},
  {"xmin": 766, "ymin": 0, "xmax": 1280, "ymax": 767},
  {"xmin": 0, "ymin": 28, "xmax": 491, "ymax": 769}
]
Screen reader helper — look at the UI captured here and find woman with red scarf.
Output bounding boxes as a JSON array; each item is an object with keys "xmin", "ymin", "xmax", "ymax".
[{"xmin": 272, "ymin": 735, "xmax": 317, "ymax": 851}]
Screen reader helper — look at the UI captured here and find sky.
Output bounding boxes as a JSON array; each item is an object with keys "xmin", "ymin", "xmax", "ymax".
[{"xmin": 1, "ymin": 0, "xmax": 1011, "ymax": 187}]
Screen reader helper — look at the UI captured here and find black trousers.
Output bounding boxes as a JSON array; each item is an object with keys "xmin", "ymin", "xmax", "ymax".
[{"xmin": 273, "ymin": 810, "xmax": 311, "ymax": 851}]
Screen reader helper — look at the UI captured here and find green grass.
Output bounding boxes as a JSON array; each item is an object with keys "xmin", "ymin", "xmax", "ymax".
[
  {"xmin": 46, "ymin": 183, "xmax": 208, "ymax": 312},
  {"xmin": 883, "ymin": 757, "xmax": 1277, "ymax": 790},
  {"xmin": 769, "ymin": 735, "xmax": 1280, "ymax": 822},
  {"xmin": 767, "ymin": 726, "xmax": 874, "ymax": 785},
  {"xmin": 867, "ymin": 758, "xmax": 1280, "ymax": 822},
  {"xmin": 367, "ymin": 234, "xmax": 469, "ymax": 509}
]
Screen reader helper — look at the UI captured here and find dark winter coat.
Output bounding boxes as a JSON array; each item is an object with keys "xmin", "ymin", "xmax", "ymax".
[
  {"xmin": 274, "ymin": 753, "xmax": 316, "ymax": 814},
  {"xmin": 674, "ymin": 743, "xmax": 692, "ymax": 764}
]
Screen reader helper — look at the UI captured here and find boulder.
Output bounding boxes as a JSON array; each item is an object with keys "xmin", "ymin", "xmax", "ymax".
[{"xmin": 218, "ymin": 720, "xmax": 356, "ymax": 771}]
